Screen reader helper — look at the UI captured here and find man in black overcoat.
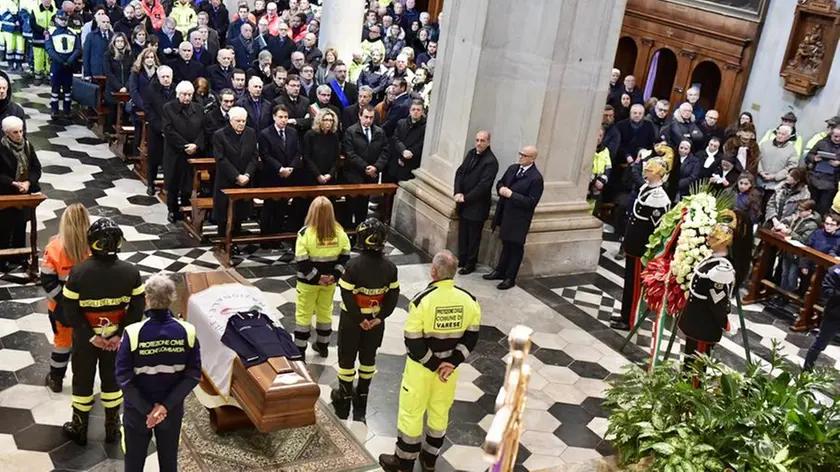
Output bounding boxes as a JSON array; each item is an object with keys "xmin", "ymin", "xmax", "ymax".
[
  {"xmin": 340, "ymin": 105, "xmax": 390, "ymax": 230},
  {"xmin": 453, "ymin": 130, "xmax": 498, "ymax": 275},
  {"xmin": 236, "ymin": 76, "xmax": 273, "ymax": 132},
  {"xmin": 202, "ymin": 89, "xmax": 237, "ymax": 155},
  {"xmin": 484, "ymin": 145, "xmax": 544, "ymax": 289},
  {"xmin": 142, "ymin": 66, "xmax": 174, "ymax": 196},
  {"xmin": 258, "ymin": 104, "xmax": 301, "ymax": 236},
  {"xmin": 276, "ymin": 75, "xmax": 311, "ymax": 135},
  {"xmin": 211, "ymin": 106, "xmax": 259, "ymax": 239},
  {"xmin": 386, "ymin": 99, "xmax": 426, "ymax": 183},
  {"xmin": 162, "ymin": 80, "xmax": 205, "ymax": 222}
]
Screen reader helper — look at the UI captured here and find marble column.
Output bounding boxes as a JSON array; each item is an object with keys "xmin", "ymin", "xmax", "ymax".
[
  {"xmin": 393, "ymin": 0, "xmax": 628, "ymax": 277},
  {"xmin": 317, "ymin": 0, "xmax": 366, "ymax": 64}
]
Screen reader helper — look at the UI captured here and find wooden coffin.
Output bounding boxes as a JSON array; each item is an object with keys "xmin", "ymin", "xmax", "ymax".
[{"xmin": 182, "ymin": 269, "xmax": 320, "ymax": 433}]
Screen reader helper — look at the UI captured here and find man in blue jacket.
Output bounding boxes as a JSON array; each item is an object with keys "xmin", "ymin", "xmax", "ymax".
[
  {"xmin": 116, "ymin": 274, "xmax": 201, "ymax": 472},
  {"xmin": 45, "ymin": 11, "xmax": 80, "ymax": 118},
  {"xmin": 82, "ymin": 12, "xmax": 109, "ymax": 78}
]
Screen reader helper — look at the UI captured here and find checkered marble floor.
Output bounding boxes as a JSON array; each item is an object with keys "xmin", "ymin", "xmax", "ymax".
[{"xmin": 2, "ymin": 72, "xmax": 840, "ymax": 472}]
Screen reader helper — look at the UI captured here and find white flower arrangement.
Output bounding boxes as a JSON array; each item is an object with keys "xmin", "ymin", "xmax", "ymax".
[{"xmin": 671, "ymin": 194, "xmax": 717, "ymax": 294}]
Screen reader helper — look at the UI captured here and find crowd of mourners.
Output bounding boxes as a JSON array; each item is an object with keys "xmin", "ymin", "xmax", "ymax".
[
  {"xmin": 591, "ymin": 68, "xmax": 840, "ymax": 330},
  {"xmin": 0, "ymin": 0, "xmax": 435, "ymax": 239}
]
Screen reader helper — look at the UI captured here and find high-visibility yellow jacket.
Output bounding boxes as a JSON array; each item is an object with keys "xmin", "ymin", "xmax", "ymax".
[{"xmin": 404, "ymin": 279, "xmax": 481, "ymax": 371}]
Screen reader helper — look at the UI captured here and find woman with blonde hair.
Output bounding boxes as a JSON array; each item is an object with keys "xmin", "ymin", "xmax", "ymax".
[
  {"xmin": 303, "ymin": 108, "xmax": 341, "ymax": 186},
  {"xmin": 294, "ymin": 196, "xmax": 351, "ymax": 360},
  {"xmin": 42, "ymin": 203, "xmax": 91, "ymax": 392}
]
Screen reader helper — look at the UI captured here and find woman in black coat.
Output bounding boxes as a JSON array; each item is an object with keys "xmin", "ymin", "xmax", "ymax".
[
  {"xmin": 676, "ymin": 138, "xmax": 701, "ymax": 199},
  {"xmin": 105, "ymin": 34, "xmax": 134, "ymax": 100},
  {"xmin": 0, "ymin": 116, "xmax": 41, "ymax": 270},
  {"xmin": 695, "ymin": 136, "xmax": 722, "ymax": 181},
  {"xmin": 487, "ymin": 146, "xmax": 544, "ymax": 289},
  {"xmin": 211, "ymin": 108, "xmax": 258, "ymax": 236},
  {"xmin": 302, "ymin": 108, "xmax": 341, "ymax": 185}
]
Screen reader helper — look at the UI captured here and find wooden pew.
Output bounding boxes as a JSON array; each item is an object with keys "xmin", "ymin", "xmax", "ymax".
[
  {"xmin": 181, "ymin": 269, "xmax": 320, "ymax": 433},
  {"xmin": 216, "ymin": 183, "xmax": 399, "ymax": 266},
  {"xmin": 108, "ymin": 92, "xmax": 137, "ymax": 162},
  {"xmin": 744, "ymin": 227, "xmax": 839, "ymax": 327},
  {"xmin": 0, "ymin": 194, "xmax": 48, "ymax": 281},
  {"xmin": 182, "ymin": 157, "xmax": 216, "ymax": 241},
  {"xmin": 80, "ymin": 76, "xmax": 109, "ymax": 140}
]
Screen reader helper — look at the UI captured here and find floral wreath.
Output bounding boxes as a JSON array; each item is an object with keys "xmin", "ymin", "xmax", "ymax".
[{"xmin": 640, "ymin": 184, "xmax": 735, "ymax": 316}]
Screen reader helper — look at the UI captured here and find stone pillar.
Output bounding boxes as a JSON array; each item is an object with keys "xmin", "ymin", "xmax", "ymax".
[
  {"xmin": 392, "ymin": 0, "xmax": 628, "ymax": 277},
  {"xmin": 317, "ymin": 0, "xmax": 366, "ymax": 64}
]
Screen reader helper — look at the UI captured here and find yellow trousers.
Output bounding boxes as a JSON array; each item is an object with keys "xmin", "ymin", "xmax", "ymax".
[
  {"xmin": 394, "ymin": 358, "xmax": 459, "ymax": 466},
  {"xmin": 294, "ymin": 282, "xmax": 335, "ymax": 347}
]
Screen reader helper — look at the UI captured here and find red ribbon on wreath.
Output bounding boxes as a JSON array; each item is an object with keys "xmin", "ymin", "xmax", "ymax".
[{"xmin": 641, "ymin": 208, "xmax": 688, "ymax": 315}]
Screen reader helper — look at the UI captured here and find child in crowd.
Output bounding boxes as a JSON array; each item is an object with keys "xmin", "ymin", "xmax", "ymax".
[
  {"xmin": 734, "ymin": 172, "xmax": 763, "ymax": 224},
  {"xmin": 791, "ymin": 213, "xmax": 840, "ymax": 331},
  {"xmin": 775, "ymin": 200, "xmax": 820, "ymax": 295},
  {"xmin": 41, "ymin": 203, "xmax": 91, "ymax": 392},
  {"xmin": 589, "ymin": 126, "xmax": 611, "ymax": 214}
]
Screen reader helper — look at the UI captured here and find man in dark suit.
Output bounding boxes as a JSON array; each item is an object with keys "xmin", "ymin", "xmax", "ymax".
[
  {"xmin": 342, "ymin": 85, "xmax": 373, "ymax": 130},
  {"xmin": 267, "ymin": 22, "xmax": 295, "ymax": 69},
  {"xmin": 387, "ymin": 99, "xmax": 426, "ymax": 183},
  {"xmin": 156, "ymin": 19, "xmax": 184, "ymax": 64},
  {"xmin": 206, "ymin": 49, "xmax": 236, "ymax": 92},
  {"xmin": 211, "ymin": 106, "xmax": 259, "ymax": 238},
  {"xmin": 276, "ymin": 75, "xmax": 310, "ymax": 135},
  {"xmin": 236, "ymin": 76, "xmax": 273, "ymax": 132},
  {"xmin": 328, "ymin": 61, "xmax": 357, "ymax": 115},
  {"xmin": 202, "ymin": 89, "xmax": 236, "ymax": 155},
  {"xmin": 188, "ymin": 31, "xmax": 214, "ymax": 68},
  {"xmin": 170, "ymin": 42, "xmax": 205, "ymax": 85},
  {"xmin": 453, "ymin": 130, "xmax": 498, "ymax": 275},
  {"xmin": 142, "ymin": 66, "xmax": 174, "ymax": 196},
  {"xmin": 230, "ymin": 23, "xmax": 256, "ymax": 72},
  {"xmin": 162, "ymin": 80, "xmax": 206, "ymax": 222},
  {"xmin": 383, "ymin": 77, "xmax": 411, "ymax": 137},
  {"xmin": 484, "ymin": 145, "xmax": 544, "ymax": 289},
  {"xmin": 258, "ymin": 104, "xmax": 300, "ymax": 235},
  {"xmin": 340, "ymin": 106, "xmax": 390, "ymax": 230},
  {"xmin": 297, "ymin": 33, "xmax": 322, "ymax": 64}
]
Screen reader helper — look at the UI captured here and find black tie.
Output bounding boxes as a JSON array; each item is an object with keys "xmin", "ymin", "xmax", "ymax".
[
  {"xmin": 279, "ymin": 129, "xmax": 286, "ymax": 148},
  {"xmin": 364, "ymin": 127, "xmax": 371, "ymax": 143},
  {"xmin": 516, "ymin": 167, "xmax": 525, "ymax": 178}
]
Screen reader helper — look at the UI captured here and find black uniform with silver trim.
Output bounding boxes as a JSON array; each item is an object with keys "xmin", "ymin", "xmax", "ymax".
[{"xmin": 678, "ymin": 255, "xmax": 735, "ymax": 345}]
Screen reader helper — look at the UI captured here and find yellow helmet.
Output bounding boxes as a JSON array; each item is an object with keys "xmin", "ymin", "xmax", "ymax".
[
  {"xmin": 654, "ymin": 142, "xmax": 674, "ymax": 174},
  {"xmin": 707, "ymin": 222, "xmax": 735, "ymax": 248},
  {"xmin": 644, "ymin": 156, "xmax": 669, "ymax": 179}
]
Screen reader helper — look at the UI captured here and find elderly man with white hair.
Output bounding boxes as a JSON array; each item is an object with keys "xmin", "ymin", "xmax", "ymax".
[
  {"xmin": 663, "ymin": 102, "xmax": 703, "ymax": 149},
  {"xmin": 236, "ymin": 75, "xmax": 272, "ymax": 131},
  {"xmin": 171, "ymin": 41, "xmax": 205, "ymax": 84},
  {"xmin": 0, "ymin": 116, "xmax": 42, "ymax": 270},
  {"xmin": 116, "ymin": 273, "xmax": 201, "ymax": 472},
  {"xmin": 759, "ymin": 123, "xmax": 800, "ymax": 194},
  {"xmin": 387, "ymin": 53, "xmax": 415, "ymax": 83},
  {"xmin": 162, "ymin": 81, "xmax": 205, "ymax": 223},
  {"xmin": 211, "ymin": 106, "xmax": 258, "ymax": 241}
]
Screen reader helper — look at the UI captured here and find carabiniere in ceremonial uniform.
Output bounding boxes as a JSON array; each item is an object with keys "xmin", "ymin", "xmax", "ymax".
[{"xmin": 611, "ymin": 156, "xmax": 671, "ymax": 331}]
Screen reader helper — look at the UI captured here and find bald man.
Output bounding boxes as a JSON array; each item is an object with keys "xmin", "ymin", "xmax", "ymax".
[
  {"xmin": 453, "ymin": 131, "xmax": 498, "ymax": 275},
  {"xmin": 484, "ymin": 146, "xmax": 544, "ymax": 289}
]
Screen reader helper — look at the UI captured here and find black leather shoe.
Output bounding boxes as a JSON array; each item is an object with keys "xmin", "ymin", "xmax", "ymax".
[
  {"xmin": 483, "ymin": 270, "xmax": 503, "ymax": 280},
  {"xmin": 167, "ymin": 212, "xmax": 176, "ymax": 223},
  {"xmin": 497, "ymin": 279, "xmax": 516, "ymax": 290},
  {"xmin": 146, "ymin": 186, "xmax": 155, "ymax": 196},
  {"xmin": 379, "ymin": 454, "xmax": 412, "ymax": 472},
  {"xmin": 609, "ymin": 320, "xmax": 630, "ymax": 331},
  {"xmin": 45, "ymin": 373, "xmax": 63, "ymax": 393},
  {"xmin": 458, "ymin": 266, "xmax": 475, "ymax": 275}
]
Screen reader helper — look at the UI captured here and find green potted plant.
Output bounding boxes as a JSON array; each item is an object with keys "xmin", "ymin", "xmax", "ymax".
[{"xmin": 604, "ymin": 343, "xmax": 840, "ymax": 471}]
